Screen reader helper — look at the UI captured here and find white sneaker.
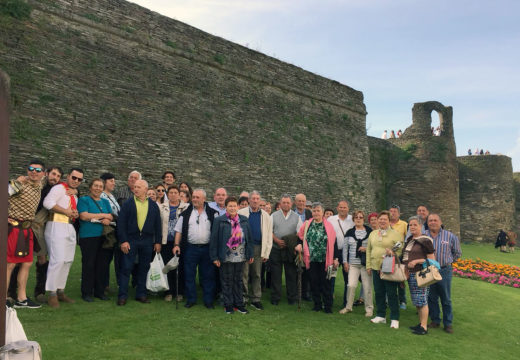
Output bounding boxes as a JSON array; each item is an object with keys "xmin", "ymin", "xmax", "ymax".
[
  {"xmin": 390, "ymin": 320, "xmax": 399, "ymax": 329},
  {"xmin": 370, "ymin": 316, "xmax": 386, "ymax": 324}
]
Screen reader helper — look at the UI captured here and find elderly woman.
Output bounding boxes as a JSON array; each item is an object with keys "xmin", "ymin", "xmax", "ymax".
[
  {"xmin": 77, "ymin": 178, "xmax": 113, "ymax": 302},
  {"xmin": 296, "ymin": 203, "xmax": 339, "ymax": 313},
  {"xmin": 210, "ymin": 197, "xmax": 254, "ymax": 314},
  {"xmin": 180, "ymin": 189, "xmax": 191, "ymax": 204},
  {"xmin": 340, "ymin": 210, "xmax": 373, "ymax": 316},
  {"xmin": 366, "ymin": 211, "xmax": 403, "ymax": 328},
  {"xmin": 147, "ymin": 188, "xmax": 157, "ymax": 202},
  {"xmin": 403, "ymin": 216, "xmax": 435, "ymax": 335},
  {"xmin": 159, "ymin": 185, "xmax": 189, "ymax": 301}
]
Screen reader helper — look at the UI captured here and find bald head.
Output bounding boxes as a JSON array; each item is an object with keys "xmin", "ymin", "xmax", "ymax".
[
  {"xmin": 295, "ymin": 193, "xmax": 306, "ymax": 211},
  {"xmin": 214, "ymin": 187, "xmax": 227, "ymax": 207},
  {"xmin": 133, "ymin": 179, "xmax": 148, "ymax": 200}
]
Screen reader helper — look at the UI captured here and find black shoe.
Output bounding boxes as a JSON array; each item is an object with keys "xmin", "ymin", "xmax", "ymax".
[
  {"xmin": 353, "ymin": 299, "xmax": 364, "ymax": 306},
  {"xmin": 136, "ymin": 297, "xmax": 151, "ymax": 304},
  {"xmin": 288, "ymin": 299, "xmax": 296, "ymax": 305},
  {"xmin": 271, "ymin": 300, "xmax": 279, "ymax": 306},
  {"xmin": 302, "ymin": 295, "xmax": 312, "ymax": 302},
  {"xmin": 324, "ymin": 308, "xmax": 332, "ymax": 314},
  {"xmin": 82, "ymin": 296, "xmax": 94, "ymax": 303},
  {"xmin": 312, "ymin": 304, "xmax": 322, "ymax": 312},
  {"xmin": 225, "ymin": 306, "xmax": 234, "ymax": 314},
  {"xmin": 13, "ymin": 297, "xmax": 41, "ymax": 309},
  {"xmin": 184, "ymin": 302, "xmax": 195, "ymax": 308},
  {"xmin": 235, "ymin": 306, "xmax": 249, "ymax": 314},
  {"xmin": 117, "ymin": 298, "xmax": 127, "ymax": 306},
  {"xmin": 205, "ymin": 303, "xmax": 215, "ymax": 309},
  {"xmin": 409, "ymin": 323, "xmax": 422, "ymax": 331},
  {"xmin": 95, "ymin": 295, "xmax": 110, "ymax": 301},
  {"xmin": 412, "ymin": 326, "xmax": 428, "ymax": 335},
  {"xmin": 250, "ymin": 302, "xmax": 264, "ymax": 310}
]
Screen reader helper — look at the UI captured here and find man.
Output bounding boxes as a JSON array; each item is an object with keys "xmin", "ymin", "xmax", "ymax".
[
  {"xmin": 6, "ymin": 159, "xmax": 46, "ymax": 308},
  {"xmin": 327, "ymin": 200, "xmax": 354, "ymax": 309},
  {"xmin": 117, "ymin": 180, "xmax": 162, "ymax": 305},
  {"xmin": 9, "ymin": 166, "xmax": 64, "ymax": 303},
  {"xmin": 389, "ymin": 204, "xmax": 408, "ymax": 310},
  {"xmin": 294, "ymin": 193, "xmax": 312, "ymax": 300},
  {"xmin": 43, "ymin": 168, "xmax": 83, "ymax": 308},
  {"xmin": 115, "ymin": 170, "xmax": 141, "ymax": 206},
  {"xmin": 270, "ymin": 194, "xmax": 302, "ymax": 305},
  {"xmin": 208, "ymin": 187, "xmax": 227, "ymax": 216},
  {"xmin": 239, "ymin": 191, "xmax": 249, "ymax": 200},
  {"xmin": 173, "ymin": 189, "xmax": 218, "ymax": 308},
  {"xmin": 238, "ymin": 191, "xmax": 273, "ymax": 310},
  {"xmin": 425, "ymin": 213, "xmax": 462, "ymax": 334},
  {"xmin": 416, "ymin": 205, "xmax": 430, "ymax": 231},
  {"xmin": 161, "ymin": 170, "xmax": 176, "ymax": 201}
]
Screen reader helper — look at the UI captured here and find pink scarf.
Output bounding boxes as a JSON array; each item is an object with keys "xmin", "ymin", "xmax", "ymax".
[{"xmin": 226, "ymin": 212, "xmax": 243, "ymax": 250}]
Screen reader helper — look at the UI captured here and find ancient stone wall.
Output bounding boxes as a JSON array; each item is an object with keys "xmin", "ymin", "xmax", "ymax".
[
  {"xmin": 458, "ymin": 156, "xmax": 515, "ymax": 242},
  {"xmin": 514, "ymin": 173, "xmax": 520, "ymax": 234},
  {"xmin": 1, "ymin": 0, "xmax": 374, "ymax": 208}
]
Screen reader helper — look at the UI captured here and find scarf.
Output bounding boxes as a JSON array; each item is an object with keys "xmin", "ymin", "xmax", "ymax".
[
  {"xmin": 61, "ymin": 182, "xmax": 77, "ymax": 210},
  {"xmin": 226, "ymin": 212, "xmax": 243, "ymax": 250}
]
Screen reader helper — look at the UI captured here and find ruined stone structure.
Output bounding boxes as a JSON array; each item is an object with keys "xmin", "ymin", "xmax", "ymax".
[{"xmin": 1, "ymin": 0, "xmax": 517, "ymax": 242}]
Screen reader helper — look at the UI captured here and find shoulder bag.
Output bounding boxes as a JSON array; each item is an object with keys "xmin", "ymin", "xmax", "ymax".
[{"xmin": 380, "ymin": 255, "xmax": 407, "ymax": 282}]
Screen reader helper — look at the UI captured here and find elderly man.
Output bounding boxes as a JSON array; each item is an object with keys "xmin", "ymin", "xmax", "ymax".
[
  {"xmin": 416, "ymin": 205, "xmax": 430, "ymax": 231},
  {"xmin": 117, "ymin": 180, "xmax": 162, "ymax": 305},
  {"xmin": 327, "ymin": 200, "xmax": 354, "ymax": 309},
  {"xmin": 115, "ymin": 170, "xmax": 141, "ymax": 206},
  {"xmin": 209, "ymin": 187, "xmax": 227, "ymax": 216},
  {"xmin": 294, "ymin": 193, "xmax": 312, "ymax": 301},
  {"xmin": 270, "ymin": 194, "xmax": 302, "ymax": 305},
  {"xmin": 389, "ymin": 204, "xmax": 408, "ymax": 309},
  {"xmin": 425, "ymin": 213, "xmax": 461, "ymax": 334},
  {"xmin": 7, "ymin": 159, "xmax": 46, "ymax": 308},
  {"xmin": 43, "ymin": 168, "xmax": 83, "ymax": 308},
  {"xmin": 238, "ymin": 191, "xmax": 273, "ymax": 310},
  {"xmin": 173, "ymin": 189, "xmax": 218, "ymax": 308}
]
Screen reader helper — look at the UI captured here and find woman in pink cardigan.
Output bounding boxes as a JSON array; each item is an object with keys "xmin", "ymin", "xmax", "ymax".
[{"xmin": 296, "ymin": 202, "xmax": 340, "ymax": 313}]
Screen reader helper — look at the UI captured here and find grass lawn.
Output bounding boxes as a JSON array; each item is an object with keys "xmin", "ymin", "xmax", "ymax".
[{"xmin": 15, "ymin": 243, "xmax": 520, "ymax": 360}]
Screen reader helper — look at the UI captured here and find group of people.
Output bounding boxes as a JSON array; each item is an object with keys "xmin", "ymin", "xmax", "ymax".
[
  {"xmin": 467, "ymin": 148, "xmax": 491, "ymax": 156},
  {"xmin": 381, "ymin": 130, "xmax": 402, "ymax": 139},
  {"xmin": 7, "ymin": 159, "xmax": 462, "ymax": 335}
]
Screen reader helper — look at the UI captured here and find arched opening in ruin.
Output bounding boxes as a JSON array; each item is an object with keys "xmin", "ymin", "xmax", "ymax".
[{"xmin": 431, "ymin": 110, "xmax": 443, "ymax": 136}]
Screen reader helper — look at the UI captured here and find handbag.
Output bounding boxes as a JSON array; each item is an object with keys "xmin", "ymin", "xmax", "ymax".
[
  {"xmin": 380, "ymin": 256, "xmax": 407, "ymax": 282},
  {"xmin": 5, "ymin": 307, "xmax": 27, "ymax": 345},
  {"xmin": 416, "ymin": 259, "xmax": 442, "ymax": 287},
  {"xmin": 381, "ymin": 255, "xmax": 395, "ymax": 273},
  {"xmin": 146, "ymin": 253, "xmax": 169, "ymax": 292}
]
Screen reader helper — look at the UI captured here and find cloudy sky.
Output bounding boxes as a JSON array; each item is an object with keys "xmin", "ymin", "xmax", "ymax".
[{"xmin": 131, "ymin": 0, "xmax": 520, "ymax": 171}]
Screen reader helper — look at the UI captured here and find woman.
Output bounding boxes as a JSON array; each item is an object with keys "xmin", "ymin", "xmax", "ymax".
[
  {"xmin": 77, "ymin": 178, "xmax": 113, "ymax": 302},
  {"xmin": 238, "ymin": 196, "xmax": 249, "ymax": 209},
  {"xmin": 366, "ymin": 211, "xmax": 403, "ymax": 328},
  {"xmin": 323, "ymin": 208, "xmax": 334, "ymax": 219},
  {"xmin": 155, "ymin": 184, "xmax": 167, "ymax": 205},
  {"xmin": 340, "ymin": 210, "xmax": 373, "ymax": 316},
  {"xmin": 297, "ymin": 203, "xmax": 339, "ymax": 313},
  {"xmin": 179, "ymin": 182, "xmax": 193, "ymax": 197},
  {"xmin": 180, "ymin": 189, "xmax": 191, "ymax": 204},
  {"xmin": 159, "ymin": 185, "xmax": 189, "ymax": 301},
  {"xmin": 354, "ymin": 212, "xmax": 378, "ymax": 306},
  {"xmin": 147, "ymin": 189, "xmax": 157, "ymax": 202},
  {"xmin": 210, "ymin": 197, "xmax": 254, "ymax": 314},
  {"xmin": 403, "ymin": 216, "xmax": 435, "ymax": 335},
  {"xmin": 368, "ymin": 212, "xmax": 379, "ymax": 230}
]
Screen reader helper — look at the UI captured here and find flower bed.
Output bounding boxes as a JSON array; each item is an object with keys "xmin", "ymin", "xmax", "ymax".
[{"xmin": 452, "ymin": 258, "xmax": 520, "ymax": 288}]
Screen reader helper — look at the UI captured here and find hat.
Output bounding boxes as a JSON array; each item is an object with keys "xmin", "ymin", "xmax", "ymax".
[{"xmin": 162, "ymin": 255, "xmax": 179, "ymax": 273}]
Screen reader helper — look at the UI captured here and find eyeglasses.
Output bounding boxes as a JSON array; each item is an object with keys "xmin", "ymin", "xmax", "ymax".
[
  {"xmin": 71, "ymin": 175, "xmax": 84, "ymax": 182},
  {"xmin": 28, "ymin": 166, "xmax": 43, "ymax": 173},
  {"xmin": 156, "ymin": 189, "xmax": 165, "ymax": 192}
]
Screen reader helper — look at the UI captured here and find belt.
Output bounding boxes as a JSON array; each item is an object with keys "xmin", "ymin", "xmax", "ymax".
[
  {"xmin": 49, "ymin": 213, "xmax": 73, "ymax": 224},
  {"xmin": 189, "ymin": 243, "xmax": 209, "ymax": 248},
  {"xmin": 8, "ymin": 219, "xmax": 32, "ymax": 229}
]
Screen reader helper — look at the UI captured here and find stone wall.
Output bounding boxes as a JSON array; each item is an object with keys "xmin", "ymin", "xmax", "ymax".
[
  {"xmin": 458, "ymin": 155, "xmax": 515, "ymax": 242},
  {"xmin": 1, "ymin": 0, "xmax": 374, "ymax": 208},
  {"xmin": 512, "ymin": 172, "xmax": 520, "ymax": 233}
]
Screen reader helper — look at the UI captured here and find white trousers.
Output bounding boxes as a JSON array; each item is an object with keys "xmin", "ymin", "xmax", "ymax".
[
  {"xmin": 45, "ymin": 222, "xmax": 76, "ymax": 292},
  {"xmin": 346, "ymin": 264, "xmax": 374, "ymax": 312}
]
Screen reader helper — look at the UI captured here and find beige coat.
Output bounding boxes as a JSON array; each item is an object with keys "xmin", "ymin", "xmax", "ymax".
[
  {"xmin": 238, "ymin": 207, "xmax": 273, "ymax": 259},
  {"xmin": 159, "ymin": 201, "xmax": 189, "ymax": 245}
]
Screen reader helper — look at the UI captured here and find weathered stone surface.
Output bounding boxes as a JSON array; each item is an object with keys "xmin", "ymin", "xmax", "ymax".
[
  {"xmin": 459, "ymin": 156, "xmax": 515, "ymax": 242},
  {"xmin": 514, "ymin": 173, "xmax": 520, "ymax": 234}
]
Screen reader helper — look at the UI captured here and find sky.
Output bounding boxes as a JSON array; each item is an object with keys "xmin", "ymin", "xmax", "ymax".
[{"xmin": 131, "ymin": 0, "xmax": 520, "ymax": 171}]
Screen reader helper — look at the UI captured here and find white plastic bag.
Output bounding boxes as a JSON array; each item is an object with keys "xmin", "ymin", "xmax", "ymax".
[
  {"xmin": 5, "ymin": 307, "xmax": 27, "ymax": 345},
  {"xmin": 146, "ymin": 253, "xmax": 169, "ymax": 292}
]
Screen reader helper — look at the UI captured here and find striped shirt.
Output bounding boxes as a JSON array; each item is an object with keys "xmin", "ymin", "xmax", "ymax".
[{"xmin": 425, "ymin": 229, "xmax": 461, "ymax": 267}]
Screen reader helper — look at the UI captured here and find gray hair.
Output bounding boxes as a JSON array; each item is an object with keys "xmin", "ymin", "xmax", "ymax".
[
  {"xmin": 408, "ymin": 215, "xmax": 423, "ymax": 226},
  {"xmin": 280, "ymin": 193, "xmax": 292, "ymax": 201},
  {"xmin": 311, "ymin": 202, "xmax": 324, "ymax": 211},
  {"xmin": 338, "ymin": 199, "xmax": 350, "ymax": 206},
  {"xmin": 128, "ymin": 170, "xmax": 142, "ymax": 180},
  {"xmin": 250, "ymin": 190, "xmax": 261, "ymax": 197},
  {"xmin": 193, "ymin": 188, "xmax": 207, "ymax": 198}
]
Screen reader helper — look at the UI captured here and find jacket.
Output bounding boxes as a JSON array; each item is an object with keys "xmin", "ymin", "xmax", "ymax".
[
  {"xmin": 117, "ymin": 197, "xmax": 162, "ymax": 245},
  {"xmin": 209, "ymin": 214, "xmax": 254, "ymax": 262},
  {"xmin": 297, "ymin": 218, "xmax": 338, "ymax": 270},
  {"xmin": 159, "ymin": 201, "xmax": 189, "ymax": 245},
  {"xmin": 237, "ymin": 207, "xmax": 273, "ymax": 259}
]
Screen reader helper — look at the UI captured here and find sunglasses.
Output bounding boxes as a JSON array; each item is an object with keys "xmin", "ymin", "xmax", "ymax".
[
  {"xmin": 71, "ymin": 175, "xmax": 84, "ymax": 182},
  {"xmin": 28, "ymin": 166, "xmax": 43, "ymax": 173},
  {"xmin": 156, "ymin": 189, "xmax": 165, "ymax": 192}
]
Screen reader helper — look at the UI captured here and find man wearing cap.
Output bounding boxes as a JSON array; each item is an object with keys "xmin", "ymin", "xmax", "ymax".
[
  {"xmin": 6, "ymin": 159, "xmax": 46, "ymax": 308},
  {"xmin": 43, "ymin": 167, "xmax": 84, "ymax": 308}
]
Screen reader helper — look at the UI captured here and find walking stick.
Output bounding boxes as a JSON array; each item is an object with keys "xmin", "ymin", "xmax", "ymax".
[
  {"xmin": 295, "ymin": 252, "xmax": 304, "ymax": 312},
  {"xmin": 175, "ymin": 255, "xmax": 179, "ymax": 310}
]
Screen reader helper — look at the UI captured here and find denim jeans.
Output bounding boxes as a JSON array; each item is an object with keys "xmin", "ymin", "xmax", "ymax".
[
  {"xmin": 428, "ymin": 265, "xmax": 453, "ymax": 327},
  {"xmin": 184, "ymin": 243, "xmax": 215, "ymax": 305}
]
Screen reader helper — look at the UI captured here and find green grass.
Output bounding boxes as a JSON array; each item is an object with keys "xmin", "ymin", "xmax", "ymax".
[{"xmin": 16, "ymin": 244, "xmax": 519, "ymax": 359}]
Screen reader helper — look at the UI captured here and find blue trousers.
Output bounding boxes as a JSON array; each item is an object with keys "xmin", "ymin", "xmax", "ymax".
[
  {"xmin": 118, "ymin": 240, "xmax": 153, "ymax": 300},
  {"xmin": 184, "ymin": 243, "xmax": 215, "ymax": 305},
  {"xmin": 428, "ymin": 265, "xmax": 453, "ymax": 326}
]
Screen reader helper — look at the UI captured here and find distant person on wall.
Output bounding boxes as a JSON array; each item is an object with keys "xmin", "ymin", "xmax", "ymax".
[
  {"xmin": 389, "ymin": 130, "xmax": 396, "ymax": 139},
  {"xmin": 238, "ymin": 191, "xmax": 273, "ymax": 310},
  {"xmin": 209, "ymin": 187, "xmax": 228, "ymax": 216},
  {"xmin": 211, "ymin": 197, "xmax": 254, "ymax": 314},
  {"xmin": 467, "ymin": 149, "xmax": 472, "ymax": 155},
  {"xmin": 479, "ymin": 149, "xmax": 484, "ymax": 155},
  {"xmin": 115, "ymin": 170, "xmax": 141, "ymax": 207},
  {"xmin": 396, "ymin": 129, "xmax": 402, "ymax": 138},
  {"xmin": 43, "ymin": 168, "xmax": 83, "ymax": 308},
  {"xmin": 495, "ymin": 229, "xmax": 509, "ymax": 253},
  {"xmin": 381, "ymin": 130, "xmax": 388, "ymax": 139},
  {"xmin": 425, "ymin": 214, "xmax": 461, "ymax": 334},
  {"xmin": 485, "ymin": 150, "xmax": 490, "ymax": 155},
  {"xmin": 173, "ymin": 189, "xmax": 218, "ymax": 308},
  {"xmin": 117, "ymin": 180, "xmax": 162, "ymax": 306},
  {"xmin": 7, "ymin": 159, "xmax": 46, "ymax": 309}
]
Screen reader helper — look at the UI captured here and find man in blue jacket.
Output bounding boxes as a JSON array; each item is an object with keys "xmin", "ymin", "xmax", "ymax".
[{"xmin": 117, "ymin": 179, "xmax": 162, "ymax": 305}]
